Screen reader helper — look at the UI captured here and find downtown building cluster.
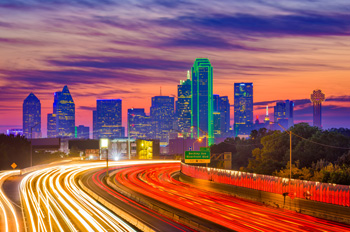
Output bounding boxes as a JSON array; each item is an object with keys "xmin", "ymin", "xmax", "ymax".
[{"xmin": 17, "ymin": 58, "xmax": 326, "ymax": 146}]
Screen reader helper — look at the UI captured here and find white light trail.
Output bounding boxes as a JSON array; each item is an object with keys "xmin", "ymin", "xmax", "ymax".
[
  {"xmin": 0, "ymin": 170, "xmax": 21, "ymax": 232},
  {"xmin": 19, "ymin": 161, "xmax": 157, "ymax": 232}
]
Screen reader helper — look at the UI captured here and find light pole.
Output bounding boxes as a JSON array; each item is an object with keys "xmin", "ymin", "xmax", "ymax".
[
  {"xmin": 192, "ymin": 138, "xmax": 202, "ymax": 151},
  {"xmin": 100, "ymin": 138, "xmax": 109, "ymax": 177},
  {"xmin": 278, "ymin": 124, "xmax": 292, "ymax": 181},
  {"xmin": 128, "ymin": 112, "xmax": 131, "ymax": 160},
  {"xmin": 30, "ymin": 123, "xmax": 39, "ymax": 167},
  {"xmin": 191, "ymin": 126, "xmax": 209, "ymax": 147}
]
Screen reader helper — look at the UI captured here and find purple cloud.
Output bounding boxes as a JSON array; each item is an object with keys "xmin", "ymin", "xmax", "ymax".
[
  {"xmin": 156, "ymin": 13, "xmax": 350, "ymax": 37},
  {"xmin": 48, "ymin": 56, "xmax": 189, "ymax": 71}
]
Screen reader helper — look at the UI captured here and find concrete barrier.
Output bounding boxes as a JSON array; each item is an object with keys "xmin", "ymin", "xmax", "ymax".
[
  {"xmin": 78, "ymin": 179, "xmax": 156, "ymax": 232},
  {"xmin": 106, "ymin": 169, "xmax": 222, "ymax": 232},
  {"xmin": 180, "ymin": 172, "xmax": 350, "ymax": 225}
]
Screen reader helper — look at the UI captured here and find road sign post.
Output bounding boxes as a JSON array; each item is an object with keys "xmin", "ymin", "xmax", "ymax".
[{"xmin": 185, "ymin": 151, "xmax": 210, "ymax": 163}]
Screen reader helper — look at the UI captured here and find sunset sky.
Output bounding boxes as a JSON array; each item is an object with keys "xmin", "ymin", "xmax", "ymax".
[{"xmin": 1, "ymin": 0, "xmax": 350, "ymax": 136}]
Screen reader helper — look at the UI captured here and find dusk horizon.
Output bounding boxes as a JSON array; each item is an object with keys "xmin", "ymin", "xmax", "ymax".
[
  {"xmin": 1, "ymin": 0, "xmax": 350, "ymax": 135},
  {"xmin": 1, "ymin": 2, "xmax": 350, "ymax": 231}
]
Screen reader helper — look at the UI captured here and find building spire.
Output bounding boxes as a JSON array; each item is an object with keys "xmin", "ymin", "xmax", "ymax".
[
  {"xmin": 160, "ymin": 86, "xmax": 162, "ymax": 96},
  {"xmin": 264, "ymin": 105, "xmax": 270, "ymax": 123},
  {"xmin": 187, "ymin": 70, "xmax": 190, "ymax": 80}
]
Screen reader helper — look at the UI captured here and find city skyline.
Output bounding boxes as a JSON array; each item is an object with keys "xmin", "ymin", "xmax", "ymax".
[
  {"xmin": 2, "ymin": 77, "xmax": 350, "ymax": 137},
  {"xmin": 1, "ymin": 0, "xmax": 350, "ymax": 134}
]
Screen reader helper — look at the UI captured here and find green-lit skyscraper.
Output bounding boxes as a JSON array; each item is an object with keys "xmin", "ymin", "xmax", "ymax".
[{"xmin": 191, "ymin": 58, "xmax": 214, "ymax": 146}]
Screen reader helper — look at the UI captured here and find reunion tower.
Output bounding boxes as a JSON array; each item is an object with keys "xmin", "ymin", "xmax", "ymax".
[{"xmin": 310, "ymin": 89, "xmax": 325, "ymax": 128}]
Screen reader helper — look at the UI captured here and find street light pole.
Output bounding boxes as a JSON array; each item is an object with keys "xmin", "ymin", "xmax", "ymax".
[
  {"xmin": 278, "ymin": 124, "xmax": 292, "ymax": 181},
  {"xmin": 289, "ymin": 130, "xmax": 292, "ymax": 181},
  {"xmin": 193, "ymin": 138, "xmax": 202, "ymax": 151},
  {"xmin": 106, "ymin": 149, "xmax": 109, "ymax": 177},
  {"xmin": 100, "ymin": 138, "xmax": 109, "ymax": 178},
  {"xmin": 128, "ymin": 113, "xmax": 131, "ymax": 160},
  {"xmin": 30, "ymin": 123, "xmax": 39, "ymax": 167},
  {"xmin": 182, "ymin": 134, "xmax": 185, "ymax": 161}
]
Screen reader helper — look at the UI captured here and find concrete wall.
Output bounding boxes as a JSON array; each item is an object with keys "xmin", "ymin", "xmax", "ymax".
[{"xmin": 180, "ymin": 172, "xmax": 350, "ymax": 225}]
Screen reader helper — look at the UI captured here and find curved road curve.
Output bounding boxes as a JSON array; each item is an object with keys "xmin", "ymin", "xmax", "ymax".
[
  {"xmin": 81, "ymin": 160, "xmax": 195, "ymax": 232},
  {"xmin": 107, "ymin": 162, "xmax": 350, "ymax": 232}
]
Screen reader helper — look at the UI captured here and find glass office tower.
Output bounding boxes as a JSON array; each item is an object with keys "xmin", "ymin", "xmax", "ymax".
[{"xmin": 191, "ymin": 58, "xmax": 214, "ymax": 145}]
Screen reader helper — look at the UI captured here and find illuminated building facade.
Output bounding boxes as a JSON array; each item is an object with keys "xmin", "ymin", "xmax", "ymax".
[
  {"xmin": 47, "ymin": 91, "xmax": 61, "ymax": 138},
  {"xmin": 274, "ymin": 100, "xmax": 294, "ymax": 129},
  {"xmin": 109, "ymin": 138, "xmax": 136, "ymax": 160},
  {"xmin": 96, "ymin": 99, "xmax": 125, "ymax": 139},
  {"xmin": 176, "ymin": 71, "xmax": 191, "ymax": 135},
  {"xmin": 76, "ymin": 125, "xmax": 89, "ymax": 139},
  {"xmin": 191, "ymin": 58, "xmax": 214, "ymax": 145},
  {"xmin": 92, "ymin": 110, "xmax": 98, "ymax": 139},
  {"xmin": 150, "ymin": 96, "xmax": 174, "ymax": 143},
  {"xmin": 136, "ymin": 139, "xmax": 160, "ymax": 159},
  {"xmin": 213, "ymin": 111, "xmax": 221, "ymax": 137},
  {"xmin": 213, "ymin": 95, "xmax": 230, "ymax": 137},
  {"xmin": 56, "ymin": 86, "xmax": 75, "ymax": 138},
  {"xmin": 47, "ymin": 114, "xmax": 56, "ymax": 138},
  {"xmin": 264, "ymin": 106, "xmax": 270, "ymax": 124},
  {"xmin": 6, "ymin": 129, "xmax": 23, "ymax": 136},
  {"xmin": 23, "ymin": 93, "xmax": 41, "ymax": 138},
  {"xmin": 128, "ymin": 108, "xmax": 151, "ymax": 139},
  {"xmin": 136, "ymin": 140, "xmax": 154, "ymax": 159},
  {"xmin": 310, "ymin": 89, "xmax": 325, "ymax": 128},
  {"xmin": 234, "ymin": 83, "xmax": 253, "ymax": 136}
]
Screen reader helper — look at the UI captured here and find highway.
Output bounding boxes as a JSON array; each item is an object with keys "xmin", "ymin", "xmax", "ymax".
[
  {"xmin": 0, "ymin": 170, "xmax": 21, "ymax": 232},
  {"xmin": 20, "ymin": 161, "xmax": 137, "ymax": 232},
  {"xmin": 1, "ymin": 160, "xmax": 349, "ymax": 232},
  {"xmin": 81, "ymin": 160, "xmax": 196, "ymax": 232},
  {"xmin": 107, "ymin": 162, "xmax": 350, "ymax": 232}
]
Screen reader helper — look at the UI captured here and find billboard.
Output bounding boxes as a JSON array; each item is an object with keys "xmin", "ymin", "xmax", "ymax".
[
  {"xmin": 185, "ymin": 151, "xmax": 210, "ymax": 163},
  {"xmin": 136, "ymin": 140, "xmax": 153, "ymax": 159}
]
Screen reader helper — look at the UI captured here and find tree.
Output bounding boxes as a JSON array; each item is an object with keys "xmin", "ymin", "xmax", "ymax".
[{"xmin": 245, "ymin": 131, "xmax": 288, "ymax": 174}]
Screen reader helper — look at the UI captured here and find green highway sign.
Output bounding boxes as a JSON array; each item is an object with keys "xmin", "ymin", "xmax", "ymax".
[
  {"xmin": 185, "ymin": 151, "xmax": 210, "ymax": 163},
  {"xmin": 200, "ymin": 147, "xmax": 210, "ymax": 152}
]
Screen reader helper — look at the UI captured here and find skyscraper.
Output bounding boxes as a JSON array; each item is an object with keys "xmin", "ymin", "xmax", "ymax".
[
  {"xmin": 23, "ymin": 93, "xmax": 41, "ymax": 138},
  {"xmin": 96, "ymin": 99, "xmax": 124, "ymax": 139},
  {"xmin": 191, "ymin": 58, "xmax": 214, "ymax": 145},
  {"xmin": 264, "ymin": 106, "xmax": 270, "ymax": 124},
  {"xmin": 310, "ymin": 89, "xmax": 325, "ymax": 128},
  {"xmin": 234, "ymin": 83, "xmax": 253, "ymax": 136},
  {"xmin": 76, "ymin": 125, "xmax": 90, "ymax": 139},
  {"xmin": 128, "ymin": 108, "xmax": 151, "ymax": 139},
  {"xmin": 213, "ymin": 111, "xmax": 221, "ymax": 137},
  {"xmin": 176, "ymin": 71, "xmax": 191, "ymax": 135},
  {"xmin": 274, "ymin": 100, "xmax": 294, "ymax": 129},
  {"xmin": 47, "ymin": 91, "xmax": 62, "ymax": 138},
  {"xmin": 213, "ymin": 95, "xmax": 230, "ymax": 138},
  {"xmin": 53, "ymin": 91, "xmax": 61, "ymax": 115},
  {"xmin": 56, "ymin": 86, "xmax": 75, "ymax": 138},
  {"xmin": 150, "ymin": 96, "xmax": 174, "ymax": 143},
  {"xmin": 92, "ymin": 110, "xmax": 98, "ymax": 139},
  {"xmin": 47, "ymin": 114, "xmax": 56, "ymax": 138}
]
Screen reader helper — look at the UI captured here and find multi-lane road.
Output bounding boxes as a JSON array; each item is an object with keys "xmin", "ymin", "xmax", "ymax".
[
  {"xmin": 20, "ymin": 162, "xmax": 137, "ymax": 232},
  {"xmin": 1, "ymin": 160, "xmax": 350, "ymax": 231},
  {"xmin": 106, "ymin": 162, "xmax": 350, "ymax": 232}
]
